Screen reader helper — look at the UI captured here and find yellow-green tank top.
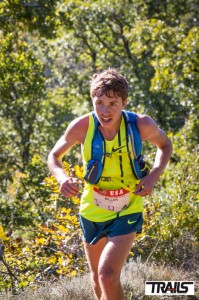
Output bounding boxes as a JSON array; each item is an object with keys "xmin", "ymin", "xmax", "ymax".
[{"xmin": 80, "ymin": 112, "xmax": 143, "ymax": 222}]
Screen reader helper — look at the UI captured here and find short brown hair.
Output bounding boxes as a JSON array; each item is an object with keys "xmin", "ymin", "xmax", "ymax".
[{"xmin": 90, "ymin": 68, "xmax": 128, "ymax": 101}]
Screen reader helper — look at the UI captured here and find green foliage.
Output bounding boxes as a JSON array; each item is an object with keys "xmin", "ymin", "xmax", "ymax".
[
  {"xmin": 135, "ymin": 119, "xmax": 199, "ymax": 268},
  {"xmin": 0, "ymin": 30, "xmax": 45, "ymax": 175},
  {"xmin": 0, "ymin": 0, "xmax": 58, "ymax": 37},
  {"xmin": 145, "ymin": 148, "xmax": 198, "ymax": 267},
  {"xmin": 0, "ymin": 154, "xmax": 49, "ymax": 229},
  {"xmin": 0, "ymin": 163, "xmax": 85, "ymax": 293},
  {"xmin": 51, "ymin": 0, "xmax": 198, "ymax": 130}
]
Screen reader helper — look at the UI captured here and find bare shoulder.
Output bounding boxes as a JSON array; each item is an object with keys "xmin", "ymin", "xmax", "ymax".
[
  {"xmin": 64, "ymin": 113, "xmax": 90, "ymax": 144},
  {"xmin": 136, "ymin": 114, "xmax": 159, "ymax": 141},
  {"xmin": 136, "ymin": 113, "xmax": 170, "ymax": 148},
  {"xmin": 48, "ymin": 114, "xmax": 90, "ymax": 160}
]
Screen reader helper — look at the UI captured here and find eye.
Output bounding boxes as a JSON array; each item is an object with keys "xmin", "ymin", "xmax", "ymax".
[{"xmin": 110, "ymin": 101, "xmax": 117, "ymax": 106}]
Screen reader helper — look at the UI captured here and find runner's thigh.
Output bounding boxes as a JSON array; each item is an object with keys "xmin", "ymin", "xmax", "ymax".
[
  {"xmin": 99, "ymin": 232, "xmax": 136, "ymax": 273},
  {"xmin": 84, "ymin": 237, "xmax": 107, "ymax": 273}
]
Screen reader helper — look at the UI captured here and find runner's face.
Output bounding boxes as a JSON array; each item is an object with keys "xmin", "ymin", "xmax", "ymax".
[{"xmin": 92, "ymin": 92, "xmax": 127, "ymax": 128}]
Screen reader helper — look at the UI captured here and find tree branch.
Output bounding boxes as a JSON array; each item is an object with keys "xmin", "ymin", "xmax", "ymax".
[
  {"xmin": 87, "ymin": 24, "xmax": 119, "ymax": 57},
  {"xmin": 0, "ymin": 244, "xmax": 18, "ymax": 293},
  {"xmin": 80, "ymin": 34, "xmax": 97, "ymax": 73},
  {"xmin": 20, "ymin": 178, "xmax": 38, "ymax": 207}
]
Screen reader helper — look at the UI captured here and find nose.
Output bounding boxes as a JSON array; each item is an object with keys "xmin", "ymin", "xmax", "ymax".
[{"xmin": 101, "ymin": 105, "xmax": 110, "ymax": 114}]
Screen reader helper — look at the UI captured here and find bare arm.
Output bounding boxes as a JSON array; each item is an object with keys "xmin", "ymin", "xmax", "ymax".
[
  {"xmin": 133, "ymin": 115, "xmax": 172, "ymax": 197},
  {"xmin": 47, "ymin": 115, "xmax": 89, "ymax": 197}
]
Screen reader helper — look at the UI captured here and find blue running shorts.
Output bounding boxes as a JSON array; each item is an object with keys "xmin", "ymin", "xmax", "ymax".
[{"xmin": 80, "ymin": 212, "xmax": 143, "ymax": 244}]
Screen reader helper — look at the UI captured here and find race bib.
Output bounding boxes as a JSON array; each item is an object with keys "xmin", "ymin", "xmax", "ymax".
[{"xmin": 93, "ymin": 187, "xmax": 130, "ymax": 212}]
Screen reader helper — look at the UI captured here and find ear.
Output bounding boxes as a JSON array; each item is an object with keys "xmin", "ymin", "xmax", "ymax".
[{"xmin": 122, "ymin": 99, "xmax": 128, "ymax": 108}]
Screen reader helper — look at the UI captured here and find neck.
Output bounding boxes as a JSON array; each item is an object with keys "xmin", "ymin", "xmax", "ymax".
[
  {"xmin": 99, "ymin": 116, "xmax": 122, "ymax": 141},
  {"xmin": 100, "ymin": 128, "xmax": 118, "ymax": 141}
]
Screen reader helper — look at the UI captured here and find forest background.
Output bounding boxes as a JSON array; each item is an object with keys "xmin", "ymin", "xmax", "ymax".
[{"xmin": 0, "ymin": 0, "xmax": 198, "ymax": 296}]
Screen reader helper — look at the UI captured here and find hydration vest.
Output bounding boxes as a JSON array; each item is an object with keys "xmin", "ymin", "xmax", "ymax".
[{"xmin": 84, "ymin": 110, "xmax": 150, "ymax": 184}]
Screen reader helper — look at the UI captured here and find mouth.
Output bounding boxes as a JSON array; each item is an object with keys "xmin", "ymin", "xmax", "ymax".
[{"xmin": 101, "ymin": 117, "xmax": 112, "ymax": 124}]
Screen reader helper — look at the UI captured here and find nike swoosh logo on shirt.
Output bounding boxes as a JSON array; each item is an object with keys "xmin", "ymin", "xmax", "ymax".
[
  {"xmin": 128, "ymin": 219, "xmax": 137, "ymax": 225},
  {"xmin": 112, "ymin": 145, "xmax": 125, "ymax": 152}
]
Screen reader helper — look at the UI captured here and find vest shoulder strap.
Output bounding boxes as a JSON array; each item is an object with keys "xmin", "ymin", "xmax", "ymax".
[
  {"xmin": 122, "ymin": 110, "xmax": 142, "ymax": 158},
  {"xmin": 91, "ymin": 112, "xmax": 105, "ymax": 161},
  {"xmin": 83, "ymin": 112, "xmax": 104, "ymax": 184},
  {"xmin": 122, "ymin": 110, "xmax": 150, "ymax": 179}
]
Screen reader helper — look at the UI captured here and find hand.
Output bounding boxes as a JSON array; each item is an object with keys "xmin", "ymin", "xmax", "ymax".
[
  {"xmin": 133, "ymin": 174, "xmax": 157, "ymax": 197},
  {"xmin": 59, "ymin": 177, "xmax": 80, "ymax": 198}
]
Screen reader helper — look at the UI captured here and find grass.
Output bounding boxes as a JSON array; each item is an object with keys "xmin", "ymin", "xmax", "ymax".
[{"xmin": 1, "ymin": 259, "xmax": 198, "ymax": 300}]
